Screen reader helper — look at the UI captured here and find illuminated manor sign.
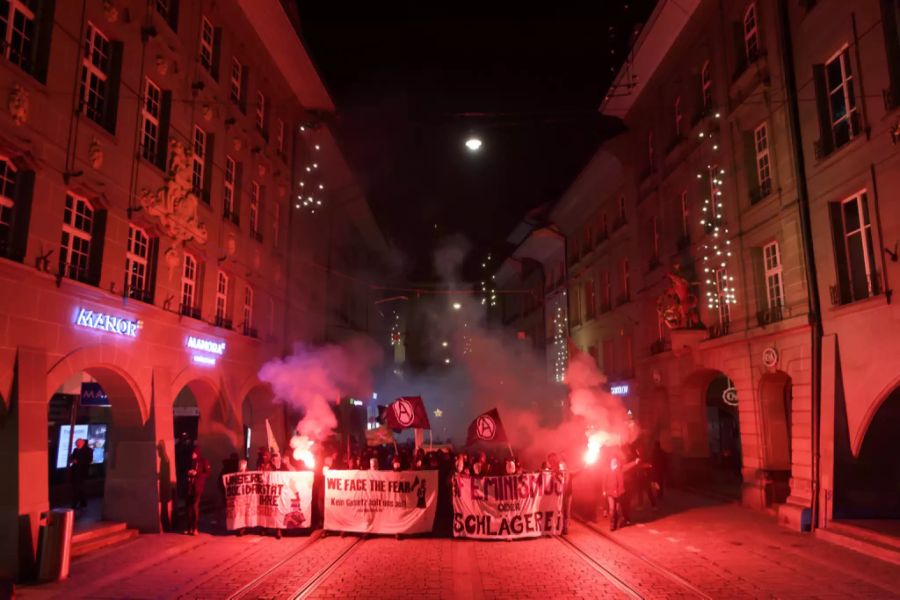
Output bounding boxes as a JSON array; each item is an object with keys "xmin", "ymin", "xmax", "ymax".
[
  {"xmin": 186, "ymin": 336, "xmax": 226, "ymax": 355},
  {"xmin": 610, "ymin": 384, "xmax": 629, "ymax": 396},
  {"xmin": 75, "ymin": 308, "xmax": 140, "ymax": 337},
  {"xmin": 187, "ymin": 336, "xmax": 226, "ymax": 366}
]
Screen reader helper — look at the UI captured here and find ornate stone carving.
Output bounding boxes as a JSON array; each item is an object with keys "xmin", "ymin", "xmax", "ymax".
[
  {"xmin": 137, "ymin": 139, "xmax": 209, "ymax": 244},
  {"xmin": 277, "ymin": 183, "xmax": 287, "ymax": 198},
  {"xmin": 164, "ymin": 247, "xmax": 180, "ymax": 280},
  {"xmin": 88, "ymin": 137, "xmax": 103, "ymax": 169},
  {"xmin": 8, "ymin": 84, "xmax": 29, "ymax": 126},
  {"xmin": 232, "ymin": 137, "xmax": 244, "ymax": 151},
  {"xmin": 201, "ymin": 103, "xmax": 214, "ymax": 122},
  {"xmin": 226, "ymin": 234, "xmax": 237, "ymax": 256},
  {"xmin": 102, "ymin": 0, "xmax": 119, "ymax": 23},
  {"xmin": 257, "ymin": 162, "xmax": 268, "ymax": 178},
  {"xmin": 656, "ymin": 265, "xmax": 700, "ymax": 330}
]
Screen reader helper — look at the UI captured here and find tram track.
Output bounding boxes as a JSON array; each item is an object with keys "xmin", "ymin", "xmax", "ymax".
[
  {"xmin": 569, "ymin": 517, "xmax": 714, "ymax": 600},
  {"xmin": 289, "ymin": 536, "xmax": 365, "ymax": 599}
]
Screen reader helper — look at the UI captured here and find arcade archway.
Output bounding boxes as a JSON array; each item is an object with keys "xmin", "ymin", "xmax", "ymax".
[
  {"xmin": 758, "ymin": 371, "xmax": 792, "ymax": 504},
  {"xmin": 835, "ymin": 386, "xmax": 900, "ymax": 519}
]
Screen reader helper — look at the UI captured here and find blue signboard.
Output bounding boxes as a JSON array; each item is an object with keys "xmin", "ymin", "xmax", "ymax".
[{"xmin": 80, "ymin": 382, "xmax": 110, "ymax": 407}]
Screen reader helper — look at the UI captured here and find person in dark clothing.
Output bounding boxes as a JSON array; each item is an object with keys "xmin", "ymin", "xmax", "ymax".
[
  {"xmin": 69, "ymin": 438, "xmax": 93, "ymax": 509},
  {"xmin": 185, "ymin": 447, "xmax": 210, "ymax": 535},
  {"xmin": 604, "ymin": 455, "xmax": 640, "ymax": 531},
  {"xmin": 269, "ymin": 453, "xmax": 290, "ymax": 538}
]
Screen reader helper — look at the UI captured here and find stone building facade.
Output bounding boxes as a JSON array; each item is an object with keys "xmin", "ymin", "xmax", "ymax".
[{"xmin": 0, "ymin": 0, "xmax": 389, "ymax": 580}]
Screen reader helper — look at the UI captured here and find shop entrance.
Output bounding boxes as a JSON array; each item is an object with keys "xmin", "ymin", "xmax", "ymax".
[{"xmin": 705, "ymin": 374, "xmax": 743, "ymax": 494}]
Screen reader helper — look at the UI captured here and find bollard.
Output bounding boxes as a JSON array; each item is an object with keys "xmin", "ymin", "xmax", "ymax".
[{"xmin": 38, "ymin": 509, "xmax": 74, "ymax": 582}]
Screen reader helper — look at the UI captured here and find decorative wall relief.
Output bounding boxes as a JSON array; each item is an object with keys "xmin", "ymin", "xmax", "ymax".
[
  {"xmin": 88, "ymin": 137, "xmax": 103, "ymax": 169},
  {"xmin": 137, "ymin": 139, "xmax": 209, "ymax": 244},
  {"xmin": 8, "ymin": 84, "xmax": 29, "ymax": 126},
  {"xmin": 155, "ymin": 55, "xmax": 169, "ymax": 76},
  {"xmin": 102, "ymin": 0, "xmax": 119, "ymax": 23},
  {"xmin": 164, "ymin": 246, "xmax": 180, "ymax": 280},
  {"xmin": 201, "ymin": 103, "xmax": 214, "ymax": 122},
  {"xmin": 226, "ymin": 234, "xmax": 237, "ymax": 256},
  {"xmin": 257, "ymin": 162, "xmax": 268, "ymax": 178},
  {"xmin": 232, "ymin": 137, "xmax": 244, "ymax": 151}
]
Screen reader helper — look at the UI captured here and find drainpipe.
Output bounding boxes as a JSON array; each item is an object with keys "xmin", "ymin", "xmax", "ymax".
[{"xmin": 778, "ymin": 0, "xmax": 823, "ymax": 531}]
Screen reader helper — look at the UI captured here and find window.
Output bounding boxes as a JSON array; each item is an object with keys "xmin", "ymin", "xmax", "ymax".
[
  {"xmin": 250, "ymin": 181, "xmax": 260, "ymax": 236},
  {"xmin": 763, "ymin": 241, "xmax": 784, "ymax": 309},
  {"xmin": 276, "ymin": 119, "xmax": 285, "ymax": 156},
  {"xmin": 224, "ymin": 156, "xmax": 237, "ymax": 221},
  {"xmin": 584, "ymin": 277, "xmax": 596, "ymax": 319},
  {"xmin": 832, "ymin": 191, "xmax": 878, "ymax": 303},
  {"xmin": 716, "ymin": 267, "xmax": 731, "ymax": 324},
  {"xmin": 181, "ymin": 253, "xmax": 197, "ymax": 313},
  {"xmin": 598, "ymin": 212, "xmax": 608, "ymax": 240},
  {"xmin": 701, "ymin": 60, "xmax": 713, "ymax": 110},
  {"xmin": 0, "ymin": 158, "xmax": 17, "ymax": 239},
  {"xmin": 599, "ymin": 270, "xmax": 611, "ymax": 311},
  {"xmin": 215, "ymin": 271, "xmax": 228, "ymax": 321},
  {"xmin": 825, "ymin": 47, "xmax": 860, "ymax": 149},
  {"xmin": 243, "ymin": 285, "xmax": 253, "ymax": 333},
  {"xmin": 650, "ymin": 217, "xmax": 660, "ymax": 262},
  {"xmin": 80, "ymin": 23, "xmax": 111, "ymax": 126},
  {"xmin": 273, "ymin": 202, "xmax": 280, "ymax": 248},
  {"xmin": 199, "ymin": 16, "xmax": 217, "ymax": 76},
  {"xmin": 154, "ymin": 0, "xmax": 178, "ymax": 31},
  {"xmin": 140, "ymin": 78, "xmax": 161, "ymax": 164},
  {"xmin": 59, "ymin": 192, "xmax": 93, "ymax": 281},
  {"xmin": 647, "ymin": 132, "xmax": 655, "ymax": 168},
  {"xmin": 674, "ymin": 96, "xmax": 683, "ymax": 136},
  {"xmin": 754, "ymin": 123, "xmax": 772, "ymax": 199},
  {"xmin": 617, "ymin": 195, "xmax": 626, "ymax": 226},
  {"xmin": 230, "ymin": 57, "xmax": 244, "ymax": 107},
  {"xmin": 1, "ymin": 0, "xmax": 35, "ymax": 72},
  {"xmin": 743, "ymin": 3, "xmax": 760, "ymax": 63},
  {"xmin": 603, "ymin": 339, "xmax": 615, "ymax": 377},
  {"xmin": 623, "ymin": 335, "xmax": 633, "ymax": 377},
  {"xmin": 680, "ymin": 191, "xmax": 690, "ymax": 241},
  {"xmin": 256, "ymin": 91, "xmax": 267, "ymax": 134},
  {"xmin": 125, "ymin": 224, "xmax": 150, "ymax": 299},
  {"xmin": 192, "ymin": 125, "xmax": 206, "ymax": 199},
  {"xmin": 620, "ymin": 259, "xmax": 630, "ymax": 302}
]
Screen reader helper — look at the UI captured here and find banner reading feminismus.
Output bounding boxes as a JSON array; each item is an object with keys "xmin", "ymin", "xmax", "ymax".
[
  {"xmin": 452, "ymin": 472, "xmax": 567, "ymax": 539},
  {"xmin": 324, "ymin": 469, "xmax": 438, "ymax": 535},
  {"xmin": 223, "ymin": 471, "xmax": 314, "ymax": 530}
]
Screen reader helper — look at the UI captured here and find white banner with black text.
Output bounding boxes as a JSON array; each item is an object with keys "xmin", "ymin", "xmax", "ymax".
[
  {"xmin": 452, "ymin": 472, "xmax": 567, "ymax": 539},
  {"xmin": 223, "ymin": 470, "xmax": 314, "ymax": 530},
  {"xmin": 324, "ymin": 469, "xmax": 438, "ymax": 535}
]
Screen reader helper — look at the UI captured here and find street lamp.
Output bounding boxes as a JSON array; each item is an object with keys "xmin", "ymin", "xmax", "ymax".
[
  {"xmin": 465, "ymin": 137, "xmax": 482, "ymax": 152},
  {"xmin": 452, "ymin": 302, "xmax": 462, "ymax": 310}
]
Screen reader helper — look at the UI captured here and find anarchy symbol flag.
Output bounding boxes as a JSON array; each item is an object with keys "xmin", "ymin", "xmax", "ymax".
[
  {"xmin": 384, "ymin": 396, "xmax": 431, "ymax": 431},
  {"xmin": 466, "ymin": 408, "xmax": 508, "ymax": 446}
]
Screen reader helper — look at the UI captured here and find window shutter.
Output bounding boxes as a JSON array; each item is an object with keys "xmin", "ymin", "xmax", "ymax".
[
  {"xmin": 749, "ymin": 247, "xmax": 767, "ymax": 313},
  {"xmin": 104, "ymin": 41, "xmax": 125, "ymax": 134},
  {"xmin": 9, "ymin": 170, "xmax": 35, "ymax": 262},
  {"xmin": 211, "ymin": 28, "xmax": 223, "ymax": 81},
  {"xmin": 157, "ymin": 90, "xmax": 172, "ymax": 170},
  {"xmin": 31, "ymin": 0, "xmax": 56, "ymax": 84},
  {"xmin": 87, "ymin": 209, "xmax": 107, "ymax": 286},
  {"xmin": 203, "ymin": 133, "xmax": 215, "ymax": 204},
  {"xmin": 881, "ymin": 0, "xmax": 900, "ymax": 100},
  {"xmin": 146, "ymin": 236, "xmax": 159, "ymax": 304},
  {"xmin": 812, "ymin": 64, "xmax": 833, "ymax": 157},
  {"xmin": 828, "ymin": 202, "xmax": 850, "ymax": 304}
]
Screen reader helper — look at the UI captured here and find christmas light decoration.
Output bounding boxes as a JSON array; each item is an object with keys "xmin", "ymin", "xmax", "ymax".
[
  {"xmin": 480, "ymin": 253, "xmax": 497, "ymax": 308},
  {"xmin": 551, "ymin": 292, "xmax": 568, "ymax": 383},
  {"xmin": 697, "ymin": 112, "xmax": 736, "ymax": 322},
  {"xmin": 296, "ymin": 127, "xmax": 326, "ymax": 214},
  {"xmin": 389, "ymin": 311, "xmax": 401, "ymax": 347}
]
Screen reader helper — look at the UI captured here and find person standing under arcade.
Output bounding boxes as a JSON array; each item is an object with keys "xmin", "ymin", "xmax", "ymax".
[
  {"xmin": 69, "ymin": 438, "xmax": 93, "ymax": 510},
  {"xmin": 185, "ymin": 444, "xmax": 210, "ymax": 535}
]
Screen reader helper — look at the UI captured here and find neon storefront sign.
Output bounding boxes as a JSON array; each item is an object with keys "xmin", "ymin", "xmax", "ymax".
[
  {"xmin": 75, "ymin": 308, "xmax": 141, "ymax": 337},
  {"xmin": 186, "ymin": 336, "xmax": 225, "ymax": 366},
  {"xmin": 610, "ymin": 384, "xmax": 629, "ymax": 396}
]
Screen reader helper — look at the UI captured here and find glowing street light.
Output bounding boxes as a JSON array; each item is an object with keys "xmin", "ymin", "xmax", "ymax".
[
  {"xmin": 465, "ymin": 137, "xmax": 482, "ymax": 152},
  {"xmin": 452, "ymin": 302, "xmax": 462, "ymax": 310}
]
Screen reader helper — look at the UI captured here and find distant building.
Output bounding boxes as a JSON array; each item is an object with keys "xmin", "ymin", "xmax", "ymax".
[{"xmin": 0, "ymin": 0, "xmax": 388, "ymax": 579}]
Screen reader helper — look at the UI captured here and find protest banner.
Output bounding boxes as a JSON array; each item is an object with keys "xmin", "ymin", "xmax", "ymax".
[
  {"xmin": 223, "ymin": 470, "xmax": 314, "ymax": 530},
  {"xmin": 324, "ymin": 469, "xmax": 437, "ymax": 535},
  {"xmin": 452, "ymin": 472, "xmax": 568, "ymax": 539}
]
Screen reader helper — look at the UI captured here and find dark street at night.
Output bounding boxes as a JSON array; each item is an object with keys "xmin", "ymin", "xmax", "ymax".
[{"xmin": 2, "ymin": 1, "xmax": 900, "ymax": 599}]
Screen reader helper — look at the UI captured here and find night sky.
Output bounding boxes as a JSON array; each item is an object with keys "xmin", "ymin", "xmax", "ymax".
[{"xmin": 296, "ymin": 2, "xmax": 657, "ymax": 280}]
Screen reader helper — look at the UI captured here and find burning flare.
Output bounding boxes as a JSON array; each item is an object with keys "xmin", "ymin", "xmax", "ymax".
[
  {"xmin": 290, "ymin": 435, "xmax": 316, "ymax": 469},
  {"xmin": 583, "ymin": 430, "xmax": 618, "ymax": 465}
]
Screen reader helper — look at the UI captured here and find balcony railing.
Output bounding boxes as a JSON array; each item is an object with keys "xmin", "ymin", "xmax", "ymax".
[
  {"xmin": 223, "ymin": 206, "xmax": 240, "ymax": 226},
  {"xmin": 676, "ymin": 233, "xmax": 691, "ymax": 251},
  {"xmin": 242, "ymin": 324, "xmax": 258, "ymax": 338},
  {"xmin": 750, "ymin": 179, "xmax": 772, "ymax": 205},
  {"xmin": 830, "ymin": 271, "xmax": 883, "ymax": 306},
  {"xmin": 756, "ymin": 304, "xmax": 786, "ymax": 327},
  {"xmin": 180, "ymin": 304, "xmax": 201, "ymax": 320},
  {"xmin": 616, "ymin": 292, "xmax": 630, "ymax": 307},
  {"xmin": 126, "ymin": 285, "xmax": 154, "ymax": 305},
  {"xmin": 59, "ymin": 262, "xmax": 92, "ymax": 284},
  {"xmin": 214, "ymin": 315, "xmax": 233, "ymax": 330},
  {"xmin": 650, "ymin": 338, "xmax": 671, "ymax": 355},
  {"xmin": 708, "ymin": 320, "xmax": 730, "ymax": 340},
  {"xmin": 598, "ymin": 302, "xmax": 612, "ymax": 315}
]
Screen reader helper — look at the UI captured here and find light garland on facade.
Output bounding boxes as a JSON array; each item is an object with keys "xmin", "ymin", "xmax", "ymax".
[
  {"xmin": 551, "ymin": 292, "xmax": 567, "ymax": 383},
  {"xmin": 480, "ymin": 253, "xmax": 497, "ymax": 308},
  {"xmin": 390, "ymin": 311, "xmax": 401, "ymax": 346},
  {"xmin": 696, "ymin": 113, "xmax": 736, "ymax": 319},
  {"xmin": 296, "ymin": 126, "xmax": 325, "ymax": 214}
]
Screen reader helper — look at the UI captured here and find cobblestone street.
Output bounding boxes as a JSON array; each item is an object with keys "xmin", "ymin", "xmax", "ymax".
[{"xmin": 16, "ymin": 491, "xmax": 900, "ymax": 600}]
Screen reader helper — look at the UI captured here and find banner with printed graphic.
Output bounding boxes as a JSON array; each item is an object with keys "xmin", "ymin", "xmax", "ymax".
[
  {"xmin": 452, "ymin": 472, "xmax": 568, "ymax": 539},
  {"xmin": 223, "ymin": 471, "xmax": 314, "ymax": 530},
  {"xmin": 466, "ymin": 408, "xmax": 508, "ymax": 446},
  {"xmin": 324, "ymin": 469, "xmax": 438, "ymax": 534}
]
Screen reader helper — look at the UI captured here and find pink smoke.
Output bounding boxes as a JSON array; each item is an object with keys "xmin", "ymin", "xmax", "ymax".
[{"xmin": 258, "ymin": 338, "xmax": 382, "ymax": 440}]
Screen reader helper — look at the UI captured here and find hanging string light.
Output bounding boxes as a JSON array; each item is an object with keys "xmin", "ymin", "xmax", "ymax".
[
  {"xmin": 551, "ymin": 292, "xmax": 568, "ymax": 383},
  {"xmin": 697, "ymin": 112, "xmax": 736, "ymax": 321},
  {"xmin": 480, "ymin": 253, "xmax": 497, "ymax": 308},
  {"xmin": 296, "ymin": 126, "xmax": 326, "ymax": 214},
  {"xmin": 390, "ymin": 311, "xmax": 401, "ymax": 347}
]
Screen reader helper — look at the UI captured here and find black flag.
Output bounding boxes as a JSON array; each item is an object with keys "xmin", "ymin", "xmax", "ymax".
[{"xmin": 466, "ymin": 408, "xmax": 508, "ymax": 446}]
